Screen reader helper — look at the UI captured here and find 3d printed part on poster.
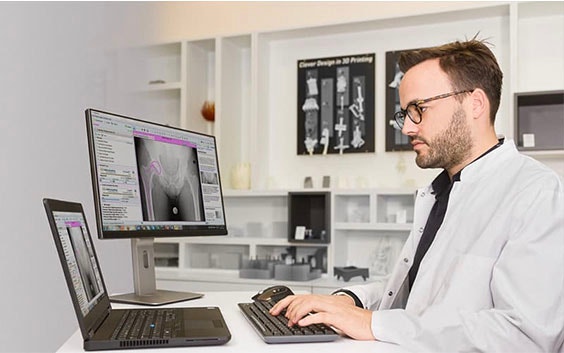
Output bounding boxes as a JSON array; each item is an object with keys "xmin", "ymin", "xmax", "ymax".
[
  {"xmin": 297, "ymin": 53, "xmax": 375, "ymax": 155},
  {"xmin": 385, "ymin": 49, "xmax": 416, "ymax": 151}
]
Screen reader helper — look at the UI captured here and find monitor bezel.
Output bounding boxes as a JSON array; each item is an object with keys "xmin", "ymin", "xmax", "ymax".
[{"xmin": 85, "ymin": 108, "xmax": 228, "ymax": 240}]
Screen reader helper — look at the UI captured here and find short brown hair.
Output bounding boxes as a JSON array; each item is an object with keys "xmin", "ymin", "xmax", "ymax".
[{"xmin": 398, "ymin": 38, "xmax": 503, "ymax": 124}]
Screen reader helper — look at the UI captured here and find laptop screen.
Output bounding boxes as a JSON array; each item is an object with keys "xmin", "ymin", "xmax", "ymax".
[{"xmin": 52, "ymin": 211, "xmax": 105, "ymax": 316}]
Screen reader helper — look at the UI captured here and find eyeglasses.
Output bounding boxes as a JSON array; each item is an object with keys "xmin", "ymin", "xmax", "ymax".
[{"xmin": 394, "ymin": 90, "xmax": 473, "ymax": 129}]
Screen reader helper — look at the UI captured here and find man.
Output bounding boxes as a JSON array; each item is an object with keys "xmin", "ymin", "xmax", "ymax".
[{"xmin": 271, "ymin": 39, "xmax": 564, "ymax": 352}]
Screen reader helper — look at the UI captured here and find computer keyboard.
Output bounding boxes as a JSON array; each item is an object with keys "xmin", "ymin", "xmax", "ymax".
[
  {"xmin": 238, "ymin": 300, "xmax": 339, "ymax": 343},
  {"xmin": 111, "ymin": 309, "xmax": 179, "ymax": 340}
]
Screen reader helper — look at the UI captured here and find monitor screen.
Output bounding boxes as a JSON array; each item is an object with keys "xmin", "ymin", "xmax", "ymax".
[
  {"xmin": 52, "ymin": 210, "xmax": 105, "ymax": 316},
  {"xmin": 86, "ymin": 109, "xmax": 227, "ymax": 239}
]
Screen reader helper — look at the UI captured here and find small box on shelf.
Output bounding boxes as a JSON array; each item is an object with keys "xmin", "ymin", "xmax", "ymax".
[{"xmin": 334, "ymin": 266, "xmax": 369, "ymax": 282}]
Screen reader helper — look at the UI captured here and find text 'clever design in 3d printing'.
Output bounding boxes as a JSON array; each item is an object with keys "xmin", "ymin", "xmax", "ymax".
[{"xmin": 297, "ymin": 53, "xmax": 375, "ymax": 155}]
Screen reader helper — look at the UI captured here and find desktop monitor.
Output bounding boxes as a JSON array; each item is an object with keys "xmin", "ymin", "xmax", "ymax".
[{"xmin": 85, "ymin": 108, "xmax": 227, "ymax": 305}]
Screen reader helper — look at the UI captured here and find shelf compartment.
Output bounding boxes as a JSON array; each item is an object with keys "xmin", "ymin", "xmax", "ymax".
[
  {"xmin": 255, "ymin": 245, "xmax": 328, "ymax": 274},
  {"xmin": 514, "ymin": 90, "xmax": 564, "ymax": 151},
  {"xmin": 333, "ymin": 231, "xmax": 408, "ymax": 278},
  {"xmin": 122, "ymin": 89, "xmax": 182, "ymax": 128},
  {"xmin": 185, "ymin": 39, "xmax": 216, "ymax": 134},
  {"xmin": 217, "ymin": 35, "xmax": 252, "ymax": 189},
  {"xmin": 334, "ymin": 194, "xmax": 370, "ymax": 223},
  {"xmin": 516, "ymin": 4, "xmax": 564, "ymax": 93},
  {"xmin": 288, "ymin": 192, "xmax": 331, "ymax": 243},
  {"xmin": 154, "ymin": 243, "xmax": 179, "ymax": 268},
  {"xmin": 375, "ymin": 193, "xmax": 415, "ymax": 224},
  {"xmin": 224, "ymin": 194, "xmax": 288, "ymax": 239},
  {"xmin": 121, "ymin": 42, "xmax": 183, "ymax": 91},
  {"xmin": 184, "ymin": 243, "xmax": 248, "ymax": 270}
]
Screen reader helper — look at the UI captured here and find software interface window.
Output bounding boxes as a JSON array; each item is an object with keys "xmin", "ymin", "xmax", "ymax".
[
  {"xmin": 53, "ymin": 211, "xmax": 105, "ymax": 316},
  {"xmin": 90, "ymin": 111, "xmax": 224, "ymax": 233}
]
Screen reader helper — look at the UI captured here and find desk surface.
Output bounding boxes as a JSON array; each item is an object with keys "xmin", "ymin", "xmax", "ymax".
[{"xmin": 57, "ymin": 291, "xmax": 409, "ymax": 353}]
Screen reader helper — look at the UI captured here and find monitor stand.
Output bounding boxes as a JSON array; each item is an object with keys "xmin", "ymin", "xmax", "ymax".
[{"xmin": 110, "ymin": 238, "xmax": 203, "ymax": 306}]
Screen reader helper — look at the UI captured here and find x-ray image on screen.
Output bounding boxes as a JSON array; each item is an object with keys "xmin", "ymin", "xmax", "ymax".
[
  {"xmin": 67, "ymin": 226, "xmax": 101, "ymax": 302},
  {"xmin": 134, "ymin": 137, "xmax": 205, "ymax": 222},
  {"xmin": 200, "ymin": 171, "xmax": 219, "ymax": 185}
]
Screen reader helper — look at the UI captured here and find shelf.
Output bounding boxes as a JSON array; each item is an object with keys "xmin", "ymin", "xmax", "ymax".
[
  {"xmin": 157, "ymin": 267, "xmax": 239, "ymax": 278},
  {"xmin": 521, "ymin": 150, "xmax": 564, "ymax": 159},
  {"xmin": 334, "ymin": 222, "xmax": 412, "ymax": 232},
  {"xmin": 134, "ymin": 81, "xmax": 183, "ymax": 92},
  {"xmin": 287, "ymin": 240, "xmax": 331, "ymax": 247},
  {"xmin": 156, "ymin": 236, "xmax": 288, "ymax": 246},
  {"xmin": 223, "ymin": 189, "xmax": 288, "ymax": 197},
  {"xmin": 156, "ymin": 267, "xmax": 389, "ymax": 290},
  {"xmin": 119, "ymin": 42, "xmax": 183, "ymax": 92}
]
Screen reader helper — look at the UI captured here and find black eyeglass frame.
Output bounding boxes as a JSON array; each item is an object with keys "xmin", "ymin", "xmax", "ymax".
[{"xmin": 394, "ymin": 90, "xmax": 473, "ymax": 129}]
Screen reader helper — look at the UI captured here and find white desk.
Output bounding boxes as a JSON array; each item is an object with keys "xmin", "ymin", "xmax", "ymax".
[{"xmin": 58, "ymin": 291, "xmax": 409, "ymax": 353}]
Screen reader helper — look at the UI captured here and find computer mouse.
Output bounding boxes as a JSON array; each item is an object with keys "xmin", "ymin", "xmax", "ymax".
[{"xmin": 252, "ymin": 285, "xmax": 294, "ymax": 303}]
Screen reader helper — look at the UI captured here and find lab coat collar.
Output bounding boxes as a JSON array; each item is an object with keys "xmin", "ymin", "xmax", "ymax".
[{"xmin": 456, "ymin": 137, "xmax": 515, "ymax": 184}]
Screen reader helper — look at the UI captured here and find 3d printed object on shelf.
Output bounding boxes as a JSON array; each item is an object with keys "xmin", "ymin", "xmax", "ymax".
[{"xmin": 334, "ymin": 266, "xmax": 369, "ymax": 282}]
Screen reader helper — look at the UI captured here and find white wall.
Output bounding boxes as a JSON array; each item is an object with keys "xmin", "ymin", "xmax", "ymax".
[
  {"xmin": 0, "ymin": 3, "xmax": 132, "ymax": 352},
  {"xmin": 107, "ymin": 1, "xmax": 501, "ymax": 45}
]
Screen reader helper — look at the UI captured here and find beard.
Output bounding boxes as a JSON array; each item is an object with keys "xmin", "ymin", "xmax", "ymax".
[{"xmin": 412, "ymin": 107, "xmax": 473, "ymax": 170}]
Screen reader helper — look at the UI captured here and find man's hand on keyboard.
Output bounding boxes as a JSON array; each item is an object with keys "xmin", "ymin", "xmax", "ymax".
[{"xmin": 269, "ymin": 294, "xmax": 375, "ymax": 341}]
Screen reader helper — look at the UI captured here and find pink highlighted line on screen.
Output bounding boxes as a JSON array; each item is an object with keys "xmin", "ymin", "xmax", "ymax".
[
  {"xmin": 65, "ymin": 221, "xmax": 82, "ymax": 227},
  {"xmin": 134, "ymin": 131, "xmax": 197, "ymax": 148}
]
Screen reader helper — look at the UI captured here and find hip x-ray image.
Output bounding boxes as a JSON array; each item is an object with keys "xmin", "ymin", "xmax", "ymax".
[
  {"xmin": 134, "ymin": 137, "xmax": 205, "ymax": 222},
  {"xmin": 67, "ymin": 226, "xmax": 101, "ymax": 302}
]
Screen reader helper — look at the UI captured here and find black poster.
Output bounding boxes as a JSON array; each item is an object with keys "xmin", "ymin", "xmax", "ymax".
[
  {"xmin": 385, "ymin": 49, "xmax": 416, "ymax": 151},
  {"xmin": 297, "ymin": 53, "xmax": 375, "ymax": 155}
]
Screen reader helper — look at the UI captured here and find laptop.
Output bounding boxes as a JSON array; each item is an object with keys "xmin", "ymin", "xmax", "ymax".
[{"xmin": 43, "ymin": 198, "xmax": 231, "ymax": 351}]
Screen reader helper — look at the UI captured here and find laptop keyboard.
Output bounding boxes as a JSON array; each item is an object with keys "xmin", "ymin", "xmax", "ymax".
[
  {"xmin": 238, "ymin": 301, "xmax": 339, "ymax": 343},
  {"xmin": 111, "ymin": 309, "xmax": 179, "ymax": 340}
]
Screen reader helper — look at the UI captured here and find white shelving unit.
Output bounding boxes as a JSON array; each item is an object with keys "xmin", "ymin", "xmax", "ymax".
[
  {"xmin": 110, "ymin": 2, "xmax": 564, "ymax": 190},
  {"xmin": 154, "ymin": 189, "xmax": 414, "ymax": 294},
  {"xmin": 330, "ymin": 189, "xmax": 414, "ymax": 284},
  {"xmin": 111, "ymin": 2, "xmax": 563, "ymax": 293}
]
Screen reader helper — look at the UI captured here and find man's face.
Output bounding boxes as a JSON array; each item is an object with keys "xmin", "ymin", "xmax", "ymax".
[{"xmin": 399, "ymin": 59, "xmax": 473, "ymax": 171}]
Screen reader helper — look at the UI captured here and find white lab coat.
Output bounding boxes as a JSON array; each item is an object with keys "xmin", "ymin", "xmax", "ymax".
[{"xmin": 345, "ymin": 140, "xmax": 564, "ymax": 352}]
